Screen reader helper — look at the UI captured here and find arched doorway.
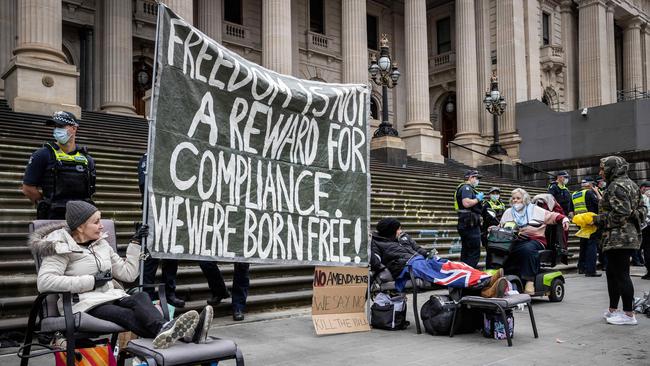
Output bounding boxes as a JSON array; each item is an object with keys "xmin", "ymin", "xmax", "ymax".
[
  {"xmin": 133, "ymin": 57, "xmax": 153, "ymax": 116},
  {"xmin": 440, "ymin": 93, "xmax": 457, "ymax": 157}
]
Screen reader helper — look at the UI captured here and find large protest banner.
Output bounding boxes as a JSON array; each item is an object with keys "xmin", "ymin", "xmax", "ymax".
[{"xmin": 145, "ymin": 5, "xmax": 370, "ymax": 266}]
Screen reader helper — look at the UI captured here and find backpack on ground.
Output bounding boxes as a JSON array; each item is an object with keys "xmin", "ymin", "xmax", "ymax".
[
  {"xmin": 370, "ymin": 293, "xmax": 409, "ymax": 330},
  {"xmin": 483, "ymin": 309, "xmax": 515, "ymax": 340}
]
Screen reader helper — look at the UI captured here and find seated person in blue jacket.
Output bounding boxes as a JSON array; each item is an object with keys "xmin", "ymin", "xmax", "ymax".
[{"xmin": 370, "ymin": 218, "xmax": 507, "ymax": 298}]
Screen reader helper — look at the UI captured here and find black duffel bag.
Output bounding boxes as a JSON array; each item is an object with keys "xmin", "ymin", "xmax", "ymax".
[
  {"xmin": 421, "ymin": 295, "xmax": 482, "ymax": 335},
  {"xmin": 371, "ymin": 293, "xmax": 409, "ymax": 330}
]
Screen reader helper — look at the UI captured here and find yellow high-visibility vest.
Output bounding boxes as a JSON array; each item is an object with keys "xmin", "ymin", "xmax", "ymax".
[{"xmin": 572, "ymin": 189, "xmax": 588, "ymax": 214}]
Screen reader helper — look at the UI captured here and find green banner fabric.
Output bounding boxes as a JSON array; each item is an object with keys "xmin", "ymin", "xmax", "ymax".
[{"xmin": 145, "ymin": 5, "xmax": 370, "ymax": 266}]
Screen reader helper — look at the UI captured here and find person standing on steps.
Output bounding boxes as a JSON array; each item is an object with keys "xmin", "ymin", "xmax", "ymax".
[
  {"xmin": 454, "ymin": 170, "xmax": 484, "ymax": 268},
  {"xmin": 548, "ymin": 171, "xmax": 573, "ymax": 218},
  {"xmin": 200, "ymin": 262, "xmax": 250, "ymax": 321},
  {"xmin": 138, "ymin": 153, "xmax": 185, "ymax": 308},
  {"xmin": 22, "ymin": 111, "xmax": 96, "ymax": 219},
  {"xmin": 573, "ymin": 177, "xmax": 602, "ymax": 277}
]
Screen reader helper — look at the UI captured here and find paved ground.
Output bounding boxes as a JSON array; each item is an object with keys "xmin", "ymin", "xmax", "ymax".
[{"xmin": 2, "ymin": 269, "xmax": 650, "ymax": 366}]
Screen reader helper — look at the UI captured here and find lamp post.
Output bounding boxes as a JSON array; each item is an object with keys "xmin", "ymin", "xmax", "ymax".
[
  {"xmin": 369, "ymin": 34, "xmax": 400, "ymax": 138},
  {"xmin": 483, "ymin": 73, "xmax": 508, "ymax": 156}
]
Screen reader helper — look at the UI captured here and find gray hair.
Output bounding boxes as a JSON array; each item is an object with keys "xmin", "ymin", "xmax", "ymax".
[{"xmin": 510, "ymin": 188, "xmax": 531, "ymax": 205}]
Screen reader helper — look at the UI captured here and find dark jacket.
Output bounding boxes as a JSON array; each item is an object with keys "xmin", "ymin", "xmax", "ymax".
[
  {"xmin": 548, "ymin": 182, "xmax": 574, "ymax": 215},
  {"xmin": 370, "ymin": 232, "xmax": 428, "ymax": 279},
  {"xmin": 594, "ymin": 156, "xmax": 646, "ymax": 251}
]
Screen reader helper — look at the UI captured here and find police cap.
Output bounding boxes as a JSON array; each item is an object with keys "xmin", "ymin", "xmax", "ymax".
[
  {"xmin": 488, "ymin": 187, "xmax": 500, "ymax": 194},
  {"xmin": 464, "ymin": 170, "xmax": 482, "ymax": 179},
  {"xmin": 46, "ymin": 111, "xmax": 79, "ymax": 127}
]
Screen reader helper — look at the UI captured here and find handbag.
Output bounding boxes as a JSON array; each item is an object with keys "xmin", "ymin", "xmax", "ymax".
[
  {"xmin": 370, "ymin": 293, "xmax": 409, "ymax": 330},
  {"xmin": 54, "ymin": 340, "xmax": 117, "ymax": 366}
]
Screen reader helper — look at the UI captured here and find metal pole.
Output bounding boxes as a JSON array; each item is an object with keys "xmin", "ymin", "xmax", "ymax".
[
  {"xmin": 493, "ymin": 113, "xmax": 499, "ymax": 144},
  {"xmin": 382, "ymin": 84, "xmax": 389, "ymax": 124}
]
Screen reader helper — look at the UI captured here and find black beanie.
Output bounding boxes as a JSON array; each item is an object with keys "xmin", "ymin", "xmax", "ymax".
[
  {"xmin": 65, "ymin": 201, "xmax": 99, "ymax": 231},
  {"xmin": 376, "ymin": 218, "xmax": 401, "ymax": 238}
]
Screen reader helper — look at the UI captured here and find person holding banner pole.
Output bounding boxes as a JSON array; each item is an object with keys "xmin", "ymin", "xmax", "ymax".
[
  {"xmin": 138, "ymin": 153, "xmax": 186, "ymax": 308},
  {"xmin": 200, "ymin": 261, "xmax": 250, "ymax": 321}
]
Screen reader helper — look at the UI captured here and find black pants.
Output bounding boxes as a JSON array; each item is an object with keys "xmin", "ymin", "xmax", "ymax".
[
  {"xmin": 506, "ymin": 240, "xmax": 543, "ymax": 281},
  {"xmin": 605, "ymin": 249, "xmax": 635, "ymax": 312},
  {"xmin": 88, "ymin": 292, "xmax": 165, "ymax": 338},
  {"xmin": 200, "ymin": 262, "xmax": 250, "ymax": 311},
  {"xmin": 578, "ymin": 237, "xmax": 599, "ymax": 274},
  {"xmin": 142, "ymin": 254, "xmax": 179, "ymax": 300},
  {"xmin": 458, "ymin": 222, "xmax": 481, "ymax": 269}
]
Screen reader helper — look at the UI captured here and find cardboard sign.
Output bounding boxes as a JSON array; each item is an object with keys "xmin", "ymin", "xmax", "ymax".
[
  {"xmin": 312, "ymin": 266, "xmax": 370, "ymax": 335},
  {"xmin": 146, "ymin": 5, "xmax": 371, "ymax": 266}
]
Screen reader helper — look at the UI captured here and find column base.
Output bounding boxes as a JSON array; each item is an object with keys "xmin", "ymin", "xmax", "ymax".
[
  {"xmin": 370, "ymin": 135, "xmax": 408, "ymax": 167},
  {"xmin": 101, "ymin": 102, "xmax": 137, "ymax": 116},
  {"xmin": 2, "ymin": 55, "xmax": 80, "ymax": 117},
  {"xmin": 499, "ymin": 132, "xmax": 522, "ymax": 161},
  {"xmin": 400, "ymin": 126, "xmax": 445, "ymax": 164},
  {"xmin": 449, "ymin": 135, "xmax": 493, "ymax": 168}
]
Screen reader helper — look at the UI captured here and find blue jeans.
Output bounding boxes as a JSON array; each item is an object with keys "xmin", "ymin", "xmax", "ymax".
[
  {"xmin": 578, "ymin": 237, "xmax": 599, "ymax": 274},
  {"xmin": 506, "ymin": 240, "xmax": 544, "ymax": 281},
  {"xmin": 199, "ymin": 262, "xmax": 250, "ymax": 311}
]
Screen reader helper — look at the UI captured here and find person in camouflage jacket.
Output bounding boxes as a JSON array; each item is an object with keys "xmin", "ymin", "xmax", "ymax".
[{"xmin": 593, "ymin": 155, "xmax": 647, "ymax": 325}]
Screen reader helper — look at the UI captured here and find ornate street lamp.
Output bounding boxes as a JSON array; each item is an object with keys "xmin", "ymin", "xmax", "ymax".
[
  {"xmin": 369, "ymin": 34, "xmax": 400, "ymax": 138},
  {"xmin": 483, "ymin": 73, "xmax": 508, "ymax": 156}
]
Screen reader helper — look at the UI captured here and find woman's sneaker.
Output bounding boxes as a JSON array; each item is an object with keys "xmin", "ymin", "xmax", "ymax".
[
  {"xmin": 153, "ymin": 310, "xmax": 199, "ymax": 349},
  {"xmin": 603, "ymin": 309, "xmax": 619, "ymax": 319},
  {"xmin": 192, "ymin": 305, "xmax": 214, "ymax": 344},
  {"xmin": 606, "ymin": 313, "xmax": 638, "ymax": 325}
]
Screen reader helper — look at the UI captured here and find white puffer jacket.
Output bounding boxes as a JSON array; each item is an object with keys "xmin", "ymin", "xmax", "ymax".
[{"xmin": 28, "ymin": 223, "xmax": 141, "ymax": 313}]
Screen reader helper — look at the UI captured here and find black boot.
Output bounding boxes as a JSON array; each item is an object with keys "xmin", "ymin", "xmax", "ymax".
[{"xmin": 167, "ymin": 293, "xmax": 186, "ymax": 308}]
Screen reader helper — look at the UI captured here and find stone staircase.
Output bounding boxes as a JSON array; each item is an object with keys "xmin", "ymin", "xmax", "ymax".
[{"xmin": 0, "ymin": 100, "xmax": 579, "ymax": 331}]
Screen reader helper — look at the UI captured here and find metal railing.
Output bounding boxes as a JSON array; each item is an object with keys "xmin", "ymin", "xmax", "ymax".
[
  {"xmin": 447, "ymin": 141, "xmax": 503, "ymax": 177},
  {"xmin": 616, "ymin": 86, "xmax": 650, "ymax": 102}
]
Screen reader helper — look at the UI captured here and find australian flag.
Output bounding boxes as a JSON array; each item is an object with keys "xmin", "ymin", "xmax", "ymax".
[{"xmin": 395, "ymin": 255, "xmax": 491, "ymax": 292}]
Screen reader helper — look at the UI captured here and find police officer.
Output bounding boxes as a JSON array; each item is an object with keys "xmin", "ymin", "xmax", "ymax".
[
  {"xmin": 481, "ymin": 187, "xmax": 505, "ymax": 248},
  {"xmin": 22, "ymin": 111, "xmax": 96, "ymax": 219},
  {"xmin": 548, "ymin": 171, "xmax": 574, "ymax": 218},
  {"xmin": 454, "ymin": 170, "xmax": 484, "ymax": 268},
  {"xmin": 573, "ymin": 177, "xmax": 602, "ymax": 277}
]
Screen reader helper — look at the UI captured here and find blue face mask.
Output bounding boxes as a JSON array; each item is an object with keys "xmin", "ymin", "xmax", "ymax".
[
  {"xmin": 490, "ymin": 194, "xmax": 500, "ymax": 201},
  {"xmin": 53, "ymin": 127, "xmax": 70, "ymax": 144}
]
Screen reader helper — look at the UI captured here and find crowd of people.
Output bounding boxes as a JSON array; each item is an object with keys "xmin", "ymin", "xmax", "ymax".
[{"xmin": 22, "ymin": 111, "xmax": 251, "ymax": 349}]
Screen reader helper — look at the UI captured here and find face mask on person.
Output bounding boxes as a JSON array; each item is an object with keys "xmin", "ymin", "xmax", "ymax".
[
  {"xmin": 53, "ymin": 127, "xmax": 70, "ymax": 144},
  {"xmin": 471, "ymin": 179, "xmax": 480, "ymax": 187},
  {"xmin": 513, "ymin": 203, "xmax": 524, "ymax": 211},
  {"xmin": 490, "ymin": 194, "xmax": 500, "ymax": 201},
  {"xmin": 599, "ymin": 182, "xmax": 606, "ymax": 189}
]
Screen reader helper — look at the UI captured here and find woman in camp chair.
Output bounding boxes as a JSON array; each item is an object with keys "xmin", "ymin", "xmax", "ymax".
[
  {"xmin": 29, "ymin": 201, "xmax": 212, "ymax": 349},
  {"xmin": 497, "ymin": 188, "xmax": 570, "ymax": 294},
  {"xmin": 370, "ymin": 218, "xmax": 508, "ymax": 298}
]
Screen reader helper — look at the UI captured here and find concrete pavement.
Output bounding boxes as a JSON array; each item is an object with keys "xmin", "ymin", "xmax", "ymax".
[{"xmin": 1, "ymin": 270, "xmax": 649, "ymax": 366}]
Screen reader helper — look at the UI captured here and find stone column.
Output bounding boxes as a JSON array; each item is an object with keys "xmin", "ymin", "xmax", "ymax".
[
  {"xmin": 401, "ymin": 0, "xmax": 443, "ymax": 163},
  {"xmin": 2, "ymin": 0, "xmax": 80, "ymax": 116},
  {"xmin": 524, "ymin": 0, "xmax": 541, "ymax": 100},
  {"xmin": 262, "ymin": 0, "xmax": 292, "ymax": 74},
  {"xmin": 197, "ymin": 0, "xmax": 222, "ymax": 42},
  {"xmin": 475, "ymin": 0, "xmax": 492, "ymax": 137},
  {"xmin": 561, "ymin": 0, "xmax": 577, "ymax": 110},
  {"xmin": 622, "ymin": 16, "xmax": 643, "ymax": 92},
  {"xmin": 0, "ymin": 0, "xmax": 17, "ymax": 97},
  {"xmin": 165, "ymin": 0, "xmax": 193, "ymax": 24},
  {"xmin": 643, "ymin": 25, "xmax": 650, "ymax": 91},
  {"xmin": 496, "ymin": 0, "xmax": 526, "ymax": 156},
  {"xmin": 100, "ymin": 0, "xmax": 135, "ymax": 115},
  {"xmin": 606, "ymin": 3, "xmax": 617, "ymax": 101},
  {"xmin": 577, "ymin": 0, "xmax": 610, "ymax": 108},
  {"xmin": 341, "ymin": 0, "xmax": 367, "ymax": 84}
]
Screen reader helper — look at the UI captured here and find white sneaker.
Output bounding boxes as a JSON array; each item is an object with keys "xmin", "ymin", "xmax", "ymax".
[
  {"xmin": 606, "ymin": 313, "xmax": 638, "ymax": 325},
  {"xmin": 603, "ymin": 309, "xmax": 619, "ymax": 319}
]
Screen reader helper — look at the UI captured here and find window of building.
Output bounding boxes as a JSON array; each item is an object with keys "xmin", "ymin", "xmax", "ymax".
[
  {"xmin": 437, "ymin": 17, "xmax": 451, "ymax": 54},
  {"xmin": 224, "ymin": 0, "xmax": 242, "ymax": 24},
  {"xmin": 542, "ymin": 12, "xmax": 550, "ymax": 46},
  {"xmin": 309, "ymin": 0, "xmax": 325, "ymax": 34},
  {"xmin": 367, "ymin": 15, "xmax": 378, "ymax": 50}
]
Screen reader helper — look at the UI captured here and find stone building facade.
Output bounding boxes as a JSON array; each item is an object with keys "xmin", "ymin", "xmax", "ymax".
[{"xmin": 1, "ymin": 0, "xmax": 650, "ymax": 165}]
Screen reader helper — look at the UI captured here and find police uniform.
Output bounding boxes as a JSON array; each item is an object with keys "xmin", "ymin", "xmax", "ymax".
[
  {"xmin": 548, "ymin": 175, "xmax": 574, "ymax": 215},
  {"xmin": 481, "ymin": 188, "xmax": 505, "ymax": 247},
  {"xmin": 23, "ymin": 112, "xmax": 95, "ymax": 219},
  {"xmin": 454, "ymin": 175, "xmax": 483, "ymax": 268},
  {"xmin": 572, "ymin": 180, "xmax": 601, "ymax": 275}
]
